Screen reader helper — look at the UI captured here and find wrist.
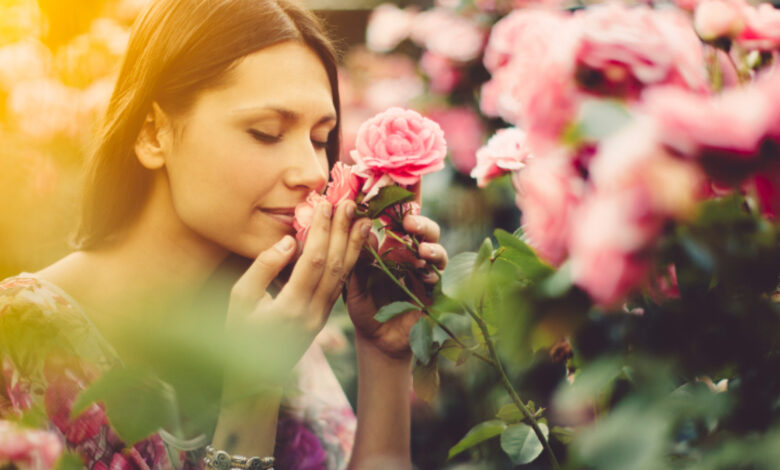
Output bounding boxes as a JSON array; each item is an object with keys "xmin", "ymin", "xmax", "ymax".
[{"xmin": 354, "ymin": 331, "xmax": 413, "ymax": 370}]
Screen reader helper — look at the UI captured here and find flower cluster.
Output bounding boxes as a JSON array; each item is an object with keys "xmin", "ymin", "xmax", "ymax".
[{"xmin": 294, "ymin": 107, "xmax": 447, "ymax": 243}]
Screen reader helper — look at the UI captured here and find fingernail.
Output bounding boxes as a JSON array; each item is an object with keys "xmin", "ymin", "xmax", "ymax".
[
  {"xmin": 414, "ymin": 259, "xmax": 426, "ymax": 269},
  {"xmin": 321, "ymin": 202, "xmax": 332, "ymax": 217},
  {"xmin": 276, "ymin": 236, "xmax": 294, "ymax": 251},
  {"xmin": 361, "ymin": 222, "xmax": 371, "ymax": 238},
  {"xmin": 345, "ymin": 202, "xmax": 355, "ymax": 219}
]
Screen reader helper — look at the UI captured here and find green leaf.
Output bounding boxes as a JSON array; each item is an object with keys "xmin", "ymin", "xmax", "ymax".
[
  {"xmin": 72, "ymin": 367, "xmax": 181, "ymax": 445},
  {"xmin": 500, "ymin": 422, "xmax": 549, "ymax": 465},
  {"xmin": 409, "ymin": 316, "xmax": 434, "ymax": 364},
  {"xmin": 496, "ymin": 403, "xmax": 525, "ymax": 424},
  {"xmin": 447, "ymin": 420, "xmax": 508, "ymax": 461},
  {"xmin": 365, "ymin": 185, "xmax": 415, "ymax": 218},
  {"xmin": 56, "ymin": 452, "xmax": 85, "ymax": 470},
  {"xmin": 374, "ymin": 301, "xmax": 419, "ymax": 323},
  {"xmin": 475, "ymin": 237, "xmax": 494, "ymax": 269},
  {"xmin": 494, "ymin": 229, "xmax": 536, "ymax": 256},
  {"xmin": 439, "ymin": 339, "xmax": 461, "ymax": 362},
  {"xmin": 494, "ymin": 229, "xmax": 553, "ymax": 280},
  {"xmin": 441, "ymin": 252, "xmax": 479, "ymax": 301}
]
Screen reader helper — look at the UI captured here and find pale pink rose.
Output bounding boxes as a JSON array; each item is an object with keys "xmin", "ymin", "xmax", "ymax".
[
  {"xmin": 350, "ymin": 107, "xmax": 447, "ymax": 186},
  {"xmin": 483, "ymin": 9, "xmax": 567, "ymax": 74},
  {"xmin": 411, "ymin": 8, "xmax": 486, "ymax": 62},
  {"xmin": 513, "ymin": 156, "xmax": 584, "ymax": 266},
  {"xmin": 366, "ymin": 3, "xmax": 418, "ymax": 53},
  {"xmin": 0, "ymin": 421, "xmax": 63, "ymax": 469},
  {"xmin": 736, "ymin": 3, "xmax": 780, "ymax": 51},
  {"xmin": 420, "ymin": 52, "xmax": 461, "ymax": 94},
  {"xmin": 574, "ymin": 4, "xmax": 709, "ymax": 97},
  {"xmin": 642, "ymin": 85, "xmax": 771, "ymax": 184},
  {"xmin": 325, "ymin": 162, "xmax": 362, "ymax": 205},
  {"xmin": 363, "ymin": 76, "xmax": 424, "ymax": 112},
  {"xmin": 569, "ymin": 191, "xmax": 657, "ymax": 307},
  {"xmin": 360, "ymin": 172, "xmax": 395, "ymax": 202},
  {"xmin": 427, "ymin": 107, "xmax": 485, "ymax": 174},
  {"xmin": 694, "ymin": 0, "xmax": 745, "ymax": 41},
  {"xmin": 589, "ymin": 118, "xmax": 705, "ymax": 220},
  {"xmin": 294, "ymin": 191, "xmax": 329, "ymax": 243},
  {"xmin": 479, "ymin": 67, "xmax": 524, "ymax": 124},
  {"xmin": 471, "ymin": 127, "xmax": 533, "ymax": 187}
]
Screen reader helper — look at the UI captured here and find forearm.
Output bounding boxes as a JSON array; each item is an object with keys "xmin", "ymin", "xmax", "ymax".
[
  {"xmin": 211, "ymin": 383, "xmax": 284, "ymax": 457},
  {"xmin": 347, "ymin": 333, "xmax": 413, "ymax": 470}
]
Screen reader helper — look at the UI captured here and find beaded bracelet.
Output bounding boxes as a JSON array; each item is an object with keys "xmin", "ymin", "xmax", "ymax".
[{"xmin": 203, "ymin": 445, "xmax": 275, "ymax": 470}]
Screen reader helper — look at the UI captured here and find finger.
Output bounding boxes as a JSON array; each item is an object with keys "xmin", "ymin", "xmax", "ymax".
[
  {"xmin": 327, "ymin": 217, "xmax": 372, "ymax": 305},
  {"xmin": 402, "ymin": 215, "xmax": 440, "ymax": 243},
  {"xmin": 420, "ymin": 269, "xmax": 439, "ymax": 284},
  {"xmin": 418, "ymin": 242, "xmax": 448, "ymax": 270},
  {"xmin": 279, "ymin": 201, "xmax": 333, "ymax": 305},
  {"xmin": 230, "ymin": 235, "xmax": 297, "ymax": 315},
  {"xmin": 309, "ymin": 201, "xmax": 357, "ymax": 317}
]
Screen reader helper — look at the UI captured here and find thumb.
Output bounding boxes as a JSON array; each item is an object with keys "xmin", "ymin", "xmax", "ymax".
[{"xmin": 230, "ymin": 235, "xmax": 297, "ymax": 311}]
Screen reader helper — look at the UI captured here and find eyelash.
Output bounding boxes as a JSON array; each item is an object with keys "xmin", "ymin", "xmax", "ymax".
[{"xmin": 248, "ymin": 129, "xmax": 329, "ymax": 150}]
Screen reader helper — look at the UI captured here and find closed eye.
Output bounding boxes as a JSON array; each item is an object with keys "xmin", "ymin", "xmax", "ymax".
[
  {"xmin": 248, "ymin": 129, "xmax": 281, "ymax": 143},
  {"xmin": 312, "ymin": 139, "xmax": 328, "ymax": 150}
]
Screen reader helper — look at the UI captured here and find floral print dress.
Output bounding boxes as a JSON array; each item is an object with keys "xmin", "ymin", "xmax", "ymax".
[{"xmin": 0, "ymin": 274, "xmax": 356, "ymax": 470}]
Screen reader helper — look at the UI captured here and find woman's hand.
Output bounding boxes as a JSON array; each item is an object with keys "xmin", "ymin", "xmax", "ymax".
[
  {"xmin": 345, "ymin": 213, "xmax": 448, "ymax": 360},
  {"xmin": 225, "ymin": 200, "xmax": 371, "ymax": 390}
]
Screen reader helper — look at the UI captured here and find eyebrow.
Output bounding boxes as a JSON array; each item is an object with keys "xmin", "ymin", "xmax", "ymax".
[{"xmin": 232, "ymin": 106, "xmax": 337, "ymax": 127}]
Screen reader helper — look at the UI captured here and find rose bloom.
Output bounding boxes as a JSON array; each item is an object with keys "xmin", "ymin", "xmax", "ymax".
[
  {"xmin": 325, "ymin": 162, "xmax": 362, "ymax": 205},
  {"xmin": 411, "ymin": 8, "xmax": 486, "ymax": 63},
  {"xmin": 569, "ymin": 190, "xmax": 658, "ymax": 308},
  {"xmin": 274, "ymin": 417, "xmax": 327, "ymax": 470},
  {"xmin": 471, "ymin": 127, "xmax": 532, "ymax": 187},
  {"xmin": 736, "ymin": 2, "xmax": 780, "ymax": 51},
  {"xmin": 513, "ymin": 155, "xmax": 584, "ymax": 266},
  {"xmin": 483, "ymin": 9, "xmax": 568, "ymax": 74},
  {"xmin": 642, "ymin": 85, "xmax": 772, "ymax": 184},
  {"xmin": 420, "ymin": 51, "xmax": 461, "ymax": 94},
  {"xmin": 427, "ymin": 107, "xmax": 484, "ymax": 175},
  {"xmin": 694, "ymin": 0, "xmax": 745, "ymax": 41},
  {"xmin": 0, "ymin": 421, "xmax": 63, "ymax": 470},
  {"xmin": 350, "ymin": 107, "xmax": 447, "ymax": 186},
  {"xmin": 294, "ymin": 191, "xmax": 328, "ymax": 243},
  {"xmin": 366, "ymin": 3, "xmax": 418, "ymax": 53},
  {"xmin": 574, "ymin": 3, "xmax": 709, "ymax": 97}
]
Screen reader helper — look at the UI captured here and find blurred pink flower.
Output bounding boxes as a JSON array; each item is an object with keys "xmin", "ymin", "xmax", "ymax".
[
  {"xmin": 471, "ymin": 127, "xmax": 532, "ymax": 187},
  {"xmin": 325, "ymin": 162, "xmax": 362, "ymax": 205},
  {"xmin": 420, "ymin": 52, "xmax": 461, "ymax": 94},
  {"xmin": 513, "ymin": 156, "xmax": 584, "ymax": 266},
  {"xmin": 351, "ymin": 107, "xmax": 447, "ymax": 186},
  {"xmin": 0, "ymin": 420, "xmax": 63, "ymax": 470},
  {"xmin": 574, "ymin": 3, "xmax": 709, "ymax": 97},
  {"xmin": 693, "ymin": 0, "xmax": 745, "ymax": 41},
  {"xmin": 427, "ymin": 107, "xmax": 485, "ymax": 175},
  {"xmin": 736, "ymin": 3, "xmax": 780, "ymax": 51},
  {"xmin": 483, "ymin": 9, "xmax": 567, "ymax": 74},
  {"xmin": 294, "ymin": 192, "xmax": 329, "ymax": 243},
  {"xmin": 569, "ymin": 191, "xmax": 656, "ymax": 307},
  {"xmin": 366, "ymin": 3, "xmax": 418, "ymax": 53},
  {"xmin": 363, "ymin": 76, "xmax": 424, "ymax": 112},
  {"xmin": 642, "ymin": 84, "xmax": 772, "ymax": 184},
  {"xmin": 411, "ymin": 8, "xmax": 486, "ymax": 62}
]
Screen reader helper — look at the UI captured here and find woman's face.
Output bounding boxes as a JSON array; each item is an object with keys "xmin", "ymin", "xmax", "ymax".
[{"xmin": 162, "ymin": 41, "xmax": 335, "ymax": 258}]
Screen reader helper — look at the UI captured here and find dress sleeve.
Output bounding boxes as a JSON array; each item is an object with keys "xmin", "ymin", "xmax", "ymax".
[{"xmin": 0, "ymin": 282, "xmax": 176, "ymax": 470}]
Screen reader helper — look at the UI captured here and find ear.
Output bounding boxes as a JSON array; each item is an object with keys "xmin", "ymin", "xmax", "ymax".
[{"xmin": 135, "ymin": 102, "xmax": 173, "ymax": 170}]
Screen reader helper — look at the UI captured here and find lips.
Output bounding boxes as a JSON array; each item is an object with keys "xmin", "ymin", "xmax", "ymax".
[{"xmin": 259, "ymin": 207, "xmax": 297, "ymax": 227}]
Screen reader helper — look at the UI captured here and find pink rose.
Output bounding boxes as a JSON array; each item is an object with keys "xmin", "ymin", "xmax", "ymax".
[
  {"xmin": 366, "ymin": 3, "xmax": 418, "ymax": 53},
  {"xmin": 420, "ymin": 52, "xmax": 461, "ymax": 94},
  {"xmin": 0, "ymin": 420, "xmax": 63, "ymax": 469},
  {"xmin": 694, "ymin": 0, "xmax": 745, "ymax": 41},
  {"xmin": 294, "ymin": 192, "xmax": 328, "ymax": 243},
  {"xmin": 574, "ymin": 4, "xmax": 709, "ymax": 97},
  {"xmin": 411, "ymin": 8, "xmax": 486, "ymax": 63},
  {"xmin": 350, "ymin": 107, "xmax": 447, "ymax": 186},
  {"xmin": 736, "ymin": 3, "xmax": 780, "ymax": 51},
  {"xmin": 483, "ymin": 9, "xmax": 567, "ymax": 74},
  {"xmin": 569, "ymin": 191, "xmax": 657, "ymax": 307},
  {"xmin": 427, "ymin": 107, "xmax": 485, "ymax": 175},
  {"xmin": 471, "ymin": 127, "xmax": 533, "ymax": 187},
  {"xmin": 325, "ymin": 162, "xmax": 362, "ymax": 206},
  {"xmin": 513, "ymin": 156, "xmax": 584, "ymax": 266}
]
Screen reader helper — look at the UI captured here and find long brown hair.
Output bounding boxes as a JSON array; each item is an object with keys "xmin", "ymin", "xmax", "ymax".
[{"xmin": 74, "ymin": 0, "xmax": 341, "ymax": 249}]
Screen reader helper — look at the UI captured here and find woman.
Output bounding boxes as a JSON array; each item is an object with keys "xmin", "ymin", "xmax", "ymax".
[{"xmin": 0, "ymin": 0, "xmax": 448, "ymax": 469}]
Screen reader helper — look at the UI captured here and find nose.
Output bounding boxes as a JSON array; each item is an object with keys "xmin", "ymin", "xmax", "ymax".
[{"xmin": 284, "ymin": 135, "xmax": 329, "ymax": 193}]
